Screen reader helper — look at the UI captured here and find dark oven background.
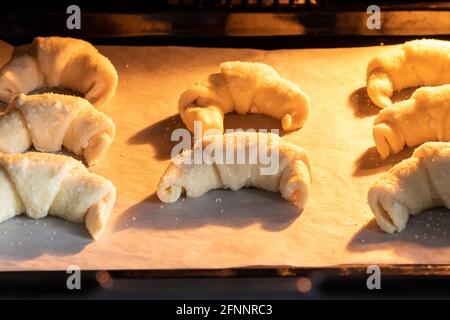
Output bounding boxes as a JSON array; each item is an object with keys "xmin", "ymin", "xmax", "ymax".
[{"xmin": 1, "ymin": 0, "xmax": 450, "ymax": 48}]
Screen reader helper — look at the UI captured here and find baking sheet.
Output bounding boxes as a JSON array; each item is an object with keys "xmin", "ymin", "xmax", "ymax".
[{"xmin": 1, "ymin": 44, "xmax": 450, "ymax": 271}]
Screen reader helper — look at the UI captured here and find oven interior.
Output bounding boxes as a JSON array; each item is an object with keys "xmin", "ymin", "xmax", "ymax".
[{"xmin": 1, "ymin": 0, "xmax": 450, "ymax": 299}]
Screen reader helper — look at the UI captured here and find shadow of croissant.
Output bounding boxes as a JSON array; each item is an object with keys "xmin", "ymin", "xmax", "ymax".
[
  {"xmin": 347, "ymin": 207, "xmax": 450, "ymax": 261},
  {"xmin": 0, "ymin": 215, "xmax": 91, "ymax": 261},
  {"xmin": 113, "ymin": 188, "xmax": 301, "ymax": 233},
  {"xmin": 127, "ymin": 113, "xmax": 287, "ymax": 161},
  {"xmin": 29, "ymin": 87, "xmax": 85, "ymax": 97},
  {"xmin": 347, "ymin": 86, "xmax": 418, "ymax": 119},
  {"xmin": 347, "ymin": 87, "xmax": 380, "ymax": 118},
  {"xmin": 223, "ymin": 113, "xmax": 286, "ymax": 136},
  {"xmin": 127, "ymin": 114, "xmax": 186, "ymax": 161},
  {"xmin": 353, "ymin": 146, "xmax": 414, "ymax": 177},
  {"xmin": 0, "ymin": 101, "xmax": 7, "ymax": 113}
]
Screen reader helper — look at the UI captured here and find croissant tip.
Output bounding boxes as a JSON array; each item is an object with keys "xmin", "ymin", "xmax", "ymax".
[{"xmin": 157, "ymin": 182, "xmax": 182, "ymax": 203}]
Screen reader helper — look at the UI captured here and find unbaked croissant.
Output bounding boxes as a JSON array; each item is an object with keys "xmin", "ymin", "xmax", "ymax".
[
  {"xmin": 157, "ymin": 132, "xmax": 312, "ymax": 211},
  {"xmin": 373, "ymin": 84, "xmax": 450, "ymax": 159},
  {"xmin": 367, "ymin": 39, "xmax": 450, "ymax": 109},
  {"xmin": 0, "ymin": 36, "xmax": 118, "ymax": 106},
  {"xmin": 0, "ymin": 152, "xmax": 116, "ymax": 239},
  {"xmin": 0, "ymin": 93, "xmax": 115, "ymax": 166},
  {"xmin": 368, "ymin": 142, "xmax": 450, "ymax": 233},
  {"xmin": 179, "ymin": 61, "xmax": 310, "ymax": 135}
]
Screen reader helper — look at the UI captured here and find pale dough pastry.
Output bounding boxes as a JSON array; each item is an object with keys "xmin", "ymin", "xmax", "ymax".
[
  {"xmin": 179, "ymin": 61, "xmax": 310, "ymax": 135},
  {"xmin": 367, "ymin": 39, "xmax": 450, "ymax": 109},
  {"xmin": 373, "ymin": 85, "xmax": 450, "ymax": 159},
  {"xmin": 0, "ymin": 93, "xmax": 115, "ymax": 166},
  {"xmin": 0, "ymin": 36, "xmax": 118, "ymax": 106},
  {"xmin": 0, "ymin": 152, "xmax": 116, "ymax": 239},
  {"xmin": 157, "ymin": 132, "xmax": 312, "ymax": 211},
  {"xmin": 368, "ymin": 142, "xmax": 450, "ymax": 233}
]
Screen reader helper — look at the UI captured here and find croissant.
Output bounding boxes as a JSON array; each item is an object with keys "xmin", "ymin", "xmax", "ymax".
[
  {"xmin": 373, "ymin": 85, "xmax": 450, "ymax": 159},
  {"xmin": 178, "ymin": 61, "xmax": 310, "ymax": 135},
  {"xmin": 367, "ymin": 39, "xmax": 450, "ymax": 109},
  {"xmin": 368, "ymin": 142, "xmax": 450, "ymax": 233},
  {"xmin": 0, "ymin": 152, "xmax": 116, "ymax": 239},
  {"xmin": 0, "ymin": 93, "xmax": 115, "ymax": 166},
  {"xmin": 157, "ymin": 132, "xmax": 312, "ymax": 211},
  {"xmin": 0, "ymin": 36, "xmax": 118, "ymax": 106}
]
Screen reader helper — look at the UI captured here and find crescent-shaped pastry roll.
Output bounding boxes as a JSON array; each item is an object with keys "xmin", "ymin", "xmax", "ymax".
[
  {"xmin": 0, "ymin": 93, "xmax": 115, "ymax": 166},
  {"xmin": 367, "ymin": 39, "xmax": 450, "ymax": 109},
  {"xmin": 368, "ymin": 142, "xmax": 450, "ymax": 233},
  {"xmin": 0, "ymin": 36, "xmax": 118, "ymax": 106},
  {"xmin": 157, "ymin": 132, "xmax": 312, "ymax": 211},
  {"xmin": 373, "ymin": 85, "xmax": 450, "ymax": 159},
  {"xmin": 0, "ymin": 152, "xmax": 116, "ymax": 239},
  {"xmin": 178, "ymin": 61, "xmax": 310, "ymax": 135}
]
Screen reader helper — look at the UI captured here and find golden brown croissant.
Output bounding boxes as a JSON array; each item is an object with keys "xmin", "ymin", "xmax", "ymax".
[
  {"xmin": 373, "ymin": 84, "xmax": 450, "ymax": 159},
  {"xmin": 0, "ymin": 37, "xmax": 118, "ymax": 106},
  {"xmin": 179, "ymin": 61, "xmax": 310, "ymax": 135},
  {"xmin": 367, "ymin": 39, "xmax": 450, "ymax": 109}
]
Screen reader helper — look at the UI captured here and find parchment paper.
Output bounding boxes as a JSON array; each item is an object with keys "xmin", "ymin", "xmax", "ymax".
[{"xmin": 1, "ymin": 44, "xmax": 449, "ymax": 271}]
